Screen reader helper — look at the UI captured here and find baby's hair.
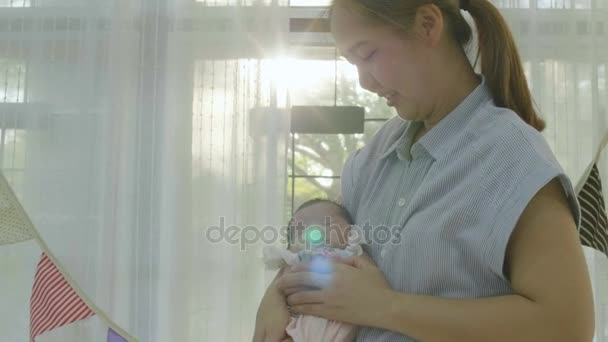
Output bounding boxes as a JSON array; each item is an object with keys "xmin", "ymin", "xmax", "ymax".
[
  {"xmin": 287, "ymin": 198, "xmax": 353, "ymax": 249},
  {"xmin": 295, "ymin": 198, "xmax": 353, "ymax": 224}
]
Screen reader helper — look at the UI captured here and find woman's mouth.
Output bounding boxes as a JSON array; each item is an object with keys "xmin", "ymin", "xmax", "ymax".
[{"xmin": 383, "ymin": 92, "xmax": 398, "ymax": 107}]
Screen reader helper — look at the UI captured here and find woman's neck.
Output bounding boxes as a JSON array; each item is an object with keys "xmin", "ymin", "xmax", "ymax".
[{"xmin": 420, "ymin": 67, "xmax": 481, "ymax": 138}]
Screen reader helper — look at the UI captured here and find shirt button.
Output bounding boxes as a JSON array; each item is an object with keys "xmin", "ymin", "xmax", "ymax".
[
  {"xmin": 380, "ymin": 248, "xmax": 387, "ymax": 258},
  {"xmin": 397, "ymin": 198, "xmax": 406, "ymax": 207}
]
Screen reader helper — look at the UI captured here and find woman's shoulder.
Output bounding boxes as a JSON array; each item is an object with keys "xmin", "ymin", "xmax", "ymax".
[
  {"xmin": 466, "ymin": 104, "xmax": 577, "ymax": 215},
  {"xmin": 469, "ymin": 103, "xmax": 558, "ymax": 168}
]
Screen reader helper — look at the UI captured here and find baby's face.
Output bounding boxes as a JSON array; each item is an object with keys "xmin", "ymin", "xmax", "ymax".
[{"xmin": 289, "ymin": 203, "xmax": 351, "ymax": 252}]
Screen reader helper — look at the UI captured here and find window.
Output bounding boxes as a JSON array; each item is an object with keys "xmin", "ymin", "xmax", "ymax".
[
  {"xmin": 494, "ymin": 0, "xmax": 531, "ymax": 8},
  {"xmin": 282, "ymin": 53, "xmax": 393, "ymax": 215},
  {"xmin": 537, "ymin": 0, "xmax": 568, "ymax": 8},
  {"xmin": 0, "ymin": 0, "xmax": 30, "ymax": 7},
  {"xmin": 0, "ymin": 60, "xmax": 26, "ymax": 103},
  {"xmin": 0, "ymin": 59, "xmax": 26, "ymax": 194},
  {"xmin": 520, "ymin": 21, "xmax": 530, "ymax": 34},
  {"xmin": 536, "ymin": 0, "xmax": 591, "ymax": 9},
  {"xmin": 577, "ymin": 21, "xmax": 590, "ymax": 35},
  {"xmin": 596, "ymin": 22, "xmax": 604, "ymax": 35},
  {"xmin": 0, "ymin": 129, "xmax": 25, "ymax": 195}
]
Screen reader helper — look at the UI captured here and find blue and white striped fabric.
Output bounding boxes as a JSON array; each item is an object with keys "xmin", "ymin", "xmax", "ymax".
[{"xmin": 341, "ymin": 76, "xmax": 580, "ymax": 342}]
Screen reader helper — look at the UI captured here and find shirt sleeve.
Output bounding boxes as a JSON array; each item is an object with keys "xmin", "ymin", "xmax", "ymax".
[{"xmin": 483, "ymin": 160, "xmax": 580, "ymax": 282}]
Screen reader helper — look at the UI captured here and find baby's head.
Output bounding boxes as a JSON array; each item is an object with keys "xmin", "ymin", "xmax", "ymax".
[{"xmin": 288, "ymin": 199, "xmax": 353, "ymax": 252}]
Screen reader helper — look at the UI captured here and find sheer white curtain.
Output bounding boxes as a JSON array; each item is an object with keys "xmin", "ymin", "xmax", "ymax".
[
  {"xmin": 0, "ymin": 0, "xmax": 606, "ymax": 341},
  {"xmin": 0, "ymin": 0, "xmax": 187, "ymax": 340},
  {"xmin": 493, "ymin": 2, "xmax": 608, "ymax": 340},
  {"xmin": 1, "ymin": 0, "xmax": 289, "ymax": 341}
]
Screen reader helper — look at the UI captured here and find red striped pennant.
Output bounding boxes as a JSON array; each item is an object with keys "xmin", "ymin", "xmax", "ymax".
[{"xmin": 29, "ymin": 253, "xmax": 95, "ymax": 342}]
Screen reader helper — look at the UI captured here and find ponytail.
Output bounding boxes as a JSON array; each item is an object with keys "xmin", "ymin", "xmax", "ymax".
[{"xmin": 465, "ymin": 0, "xmax": 545, "ymax": 131}]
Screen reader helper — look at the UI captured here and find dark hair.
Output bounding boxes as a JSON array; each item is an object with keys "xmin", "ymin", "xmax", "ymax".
[
  {"xmin": 287, "ymin": 198, "xmax": 353, "ymax": 249},
  {"xmin": 330, "ymin": 0, "xmax": 545, "ymax": 131},
  {"xmin": 295, "ymin": 198, "xmax": 354, "ymax": 224}
]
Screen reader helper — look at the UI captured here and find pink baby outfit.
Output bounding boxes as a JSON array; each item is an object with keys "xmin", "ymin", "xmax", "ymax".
[
  {"xmin": 262, "ymin": 239, "xmax": 363, "ymax": 342},
  {"xmin": 285, "ymin": 314, "xmax": 358, "ymax": 342}
]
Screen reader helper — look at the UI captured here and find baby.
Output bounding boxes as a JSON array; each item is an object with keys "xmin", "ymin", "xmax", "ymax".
[{"xmin": 262, "ymin": 199, "xmax": 365, "ymax": 342}]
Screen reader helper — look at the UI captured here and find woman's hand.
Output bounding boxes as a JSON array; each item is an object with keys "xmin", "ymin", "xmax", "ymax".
[
  {"xmin": 253, "ymin": 273, "xmax": 294, "ymax": 342},
  {"xmin": 276, "ymin": 253, "xmax": 396, "ymax": 328}
]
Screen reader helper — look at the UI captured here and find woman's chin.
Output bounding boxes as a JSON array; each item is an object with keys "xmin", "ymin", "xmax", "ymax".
[
  {"xmin": 395, "ymin": 108, "xmax": 415, "ymax": 121},
  {"xmin": 392, "ymin": 102, "xmax": 422, "ymax": 122}
]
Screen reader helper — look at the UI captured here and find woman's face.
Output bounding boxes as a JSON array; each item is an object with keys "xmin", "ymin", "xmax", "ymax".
[{"xmin": 331, "ymin": 5, "xmax": 436, "ymax": 121}]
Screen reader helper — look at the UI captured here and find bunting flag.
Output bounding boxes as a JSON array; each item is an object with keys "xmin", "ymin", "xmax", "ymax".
[
  {"xmin": 0, "ymin": 171, "xmax": 136, "ymax": 342},
  {"xmin": 29, "ymin": 253, "xmax": 95, "ymax": 342},
  {"xmin": 108, "ymin": 327, "xmax": 129, "ymax": 342},
  {"xmin": 576, "ymin": 130, "xmax": 608, "ymax": 258},
  {"xmin": 577, "ymin": 163, "xmax": 608, "ymax": 257}
]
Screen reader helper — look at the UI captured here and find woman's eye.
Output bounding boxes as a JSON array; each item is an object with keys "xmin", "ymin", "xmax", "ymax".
[{"xmin": 364, "ymin": 50, "xmax": 376, "ymax": 61}]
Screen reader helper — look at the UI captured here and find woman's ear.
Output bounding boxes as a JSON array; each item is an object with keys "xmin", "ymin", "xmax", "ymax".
[{"xmin": 413, "ymin": 3, "xmax": 445, "ymax": 47}]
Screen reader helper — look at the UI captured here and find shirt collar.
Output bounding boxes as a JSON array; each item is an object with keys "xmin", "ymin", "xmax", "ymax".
[{"xmin": 380, "ymin": 74, "xmax": 492, "ymax": 161}]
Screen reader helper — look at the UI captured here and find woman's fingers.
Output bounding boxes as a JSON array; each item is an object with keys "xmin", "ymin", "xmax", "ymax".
[
  {"xmin": 278, "ymin": 271, "xmax": 332, "ymax": 289},
  {"xmin": 287, "ymin": 290, "xmax": 324, "ymax": 306},
  {"xmin": 289, "ymin": 256, "xmax": 338, "ymax": 273},
  {"xmin": 281, "ymin": 285, "xmax": 317, "ymax": 296}
]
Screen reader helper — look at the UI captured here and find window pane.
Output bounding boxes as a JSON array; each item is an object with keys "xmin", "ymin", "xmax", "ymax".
[
  {"xmin": 277, "ymin": 56, "xmax": 395, "ymax": 119},
  {"xmin": 0, "ymin": 129, "xmax": 25, "ymax": 198},
  {"xmin": 1, "ymin": 129, "xmax": 26, "ymax": 169},
  {"xmin": 283, "ymin": 59, "xmax": 339, "ymax": 106},
  {"xmin": 494, "ymin": 0, "xmax": 530, "ymax": 8},
  {"xmin": 538, "ymin": 0, "xmax": 571, "ymax": 8},
  {"xmin": 1, "ymin": 170, "xmax": 23, "ymax": 197},
  {"xmin": 0, "ymin": 60, "xmax": 26, "ymax": 103},
  {"xmin": 287, "ymin": 133, "xmax": 364, "ymax": 177},
  {"xmin": 0, "ymin": 0, "xmax": 30, "ymax": 7},
  {"xmin": 574, "ymin": 0, "xmax": 591, "ymax": 8}
]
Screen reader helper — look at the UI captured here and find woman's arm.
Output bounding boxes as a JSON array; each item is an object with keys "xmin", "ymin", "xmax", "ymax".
[
  {"xmin": 375, "ymin": 179, "xmax": 595, "ymax": 342},
  {"xmin": 253, "ymin": 267, "xmax": 293, "ymax": 342}
]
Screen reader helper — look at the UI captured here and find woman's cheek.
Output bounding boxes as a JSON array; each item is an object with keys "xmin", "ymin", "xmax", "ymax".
[{"xmin": 373, "ymin": 56, "xmax": 401, "ymax": 90}]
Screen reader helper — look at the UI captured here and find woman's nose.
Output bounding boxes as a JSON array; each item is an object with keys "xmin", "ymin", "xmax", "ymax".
[{"xmin": 357, "ymin": 67, "xmax": 381, "ymax": 94}]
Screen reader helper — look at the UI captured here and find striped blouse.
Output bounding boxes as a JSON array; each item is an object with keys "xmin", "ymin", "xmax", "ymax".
[{"xmin": 341, "ymin": 76, "xmax": 580, "ymax": 342}]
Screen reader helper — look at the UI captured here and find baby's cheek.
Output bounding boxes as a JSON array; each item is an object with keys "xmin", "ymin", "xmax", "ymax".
[
  {"xmin": 288, "ymin": 245, "xmax": 300, "ymax": 254},
  {"xmin": 325, "ymin": 231, "xmax": 348, "ymax": 249}
]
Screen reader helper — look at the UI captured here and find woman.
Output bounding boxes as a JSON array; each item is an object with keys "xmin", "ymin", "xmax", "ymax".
[{"xmin": 254, "ymin": 1, "xmax": 595, "ymax": 341}]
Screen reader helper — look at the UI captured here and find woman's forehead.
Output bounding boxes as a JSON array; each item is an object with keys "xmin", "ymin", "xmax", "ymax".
[
  {"xmin": 330, "ymin": 5, "xmax": 391, "ymax": 58},
  {"xmin": 331, "ymin": 5, "xmax": 374, "ymax": 51}
]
